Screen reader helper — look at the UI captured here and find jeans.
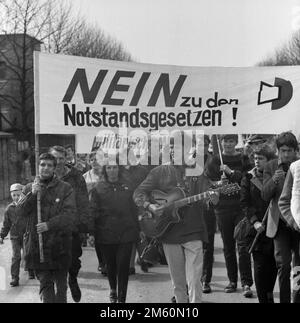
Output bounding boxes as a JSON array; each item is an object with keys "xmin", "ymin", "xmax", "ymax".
[
  {"xmin": 163, "ymin": 240, "xmax": 203, "ymax": 303},
  {"xmin": 101, "ymin": 242, "xmax": 133, "ymax": 303},
  {"xmin": 35, "ymin": 270, "xmax": 68, "ymax": 303},
  {"xmin": 274, "ymin": 220, "xmax": 300, "ymax": 303},
  {"xmin": 11, "ymin": 238, "xmax": 23, "ymax": 280},
  {"xmin": 217, "ymin": 210, "xmax": 253, "ymax": 286}
]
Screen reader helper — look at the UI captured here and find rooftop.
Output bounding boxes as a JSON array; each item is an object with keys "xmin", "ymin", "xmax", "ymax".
[{"xmin": 0, "ymin": 33, "xmax": 42, "ymax": 44}]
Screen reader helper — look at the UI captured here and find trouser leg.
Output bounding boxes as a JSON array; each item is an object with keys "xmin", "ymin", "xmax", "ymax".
[
  {"xmin": 217, "ymin": 212, "xmax": 238, "ymax": 283},
  {"xmin": 184, "ymin": 240, "xmax": 203, "ymax": 303},
  {"xmin": 69, "ymin": 232, "xmax": 82, "ymax": 279},
  {"xmin": 163, "ymin": 243, "xmax": 188, "ymax": 303},
  {"xmin": 11, "ymin": 239, "xmax": 22, "ymax": 281},
  {"xmin": 237, "ymin": 238, "xmax": 253, "ymax": 287},
  {"xmin": 54, "ymin": 270, "xmax": 68, "ymax": 303},
  {"xmin": 274, "ymin": 223, "xmax": 292, "ymax": 303},
  {"xmin": 116, "ymin": 242, "xmax": 133, "ymax": 303},
  {"xmin": 201, "ymin": 233, "xmax": 215, "ymax": 283},
  {"xmin": 129, "ymin": 244, "xmax": 136, "ymax": 268},
  {"xmin": 35, "ymin": 270, "xmax": 55, "ymax": 303},
  {"xmin": 101, "ymin": 244, "xmax": 118, "ymax": 291}
]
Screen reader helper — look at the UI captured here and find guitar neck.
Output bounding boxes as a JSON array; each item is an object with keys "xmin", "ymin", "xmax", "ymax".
[{"xmin": 174, "ymin": 191, "xmax": 211, "ymax": 209}]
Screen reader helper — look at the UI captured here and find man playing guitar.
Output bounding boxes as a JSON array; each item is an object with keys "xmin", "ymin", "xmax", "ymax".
[{"xmin": 133, "ymin": 132, "xmax": 219, "ymax": 303}]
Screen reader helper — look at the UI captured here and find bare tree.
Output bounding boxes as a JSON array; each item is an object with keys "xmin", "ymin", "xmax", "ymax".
[
  {"xmin": 0, "ymin": 0, "xmax": 82, "ymax": 139},
  {"xmin": 64, "ymin": 22, "xmax": 132, "ymax": 61},
  {"xmin": 257, "ymin": 30, "xmax": 300, "ymax": 66},
  {"xmin": 0, "ymin": 0, "xmax": 133, "ymax": 141}
]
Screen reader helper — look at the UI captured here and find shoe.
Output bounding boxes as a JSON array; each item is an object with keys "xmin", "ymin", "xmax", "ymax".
[
  {"xmin": 140, "ymin": 261, "xmax": 149, "ymax": 273},
  {"xmin": 110, "ymin": 290, "xmax": 117, "ymax": 303},
  {"xmin": 171, "ymin": 296, "xmax": 176, "ymax": 303},
  {"xmin": 129, "ymin": 267, "xmax": 136, "ymax": 275},
  {"xmin": 202, "ymin": 282, "xmax": 212, "ymax": 294},
  {"xmin": 10, "ymin": 279, "xmax": 19, "ymax": 287},
  {"xmin": 242, "ymin": 285, "xmax": 253, "ymax": 298},
  {"xmin": 69, "ymin": 276, "xmax": 81, "ymax": 303},
  {"xmin": 224, "ymin": 282, "xmax": 237, "ymax": 293}
]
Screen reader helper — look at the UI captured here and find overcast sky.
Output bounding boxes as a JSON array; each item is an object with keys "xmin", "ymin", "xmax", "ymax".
[{"xmin": 72, "ymin": 0, "xmax": 297, "ymax": 67}]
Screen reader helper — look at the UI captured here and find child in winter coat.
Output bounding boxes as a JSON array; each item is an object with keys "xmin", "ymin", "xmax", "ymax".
[{"xmin": 0, "ymin": 183, "xmax": 34, "ymax": 287}]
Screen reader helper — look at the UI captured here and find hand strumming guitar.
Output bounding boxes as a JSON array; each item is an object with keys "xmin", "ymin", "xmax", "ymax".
[
  {"xmin": 208, "ymin": 191, "xmax": 220, "ymax": 206},
  {"xmin": 148, "ymin": 204, "xmax": 164, "ymax": 217}
]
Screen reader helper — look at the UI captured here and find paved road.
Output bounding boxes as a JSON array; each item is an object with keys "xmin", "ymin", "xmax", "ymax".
[{"xmin": 0, "ymin": 220, "xmax": 280, "ymax": 303}]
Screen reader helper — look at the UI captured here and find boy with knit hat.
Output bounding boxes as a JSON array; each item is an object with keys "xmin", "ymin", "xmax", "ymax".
[{"xmin": 0, "ymin": 183, "xmax": 29, "ymax": 287}]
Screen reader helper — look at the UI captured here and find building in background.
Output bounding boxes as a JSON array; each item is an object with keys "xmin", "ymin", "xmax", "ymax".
[{"xmin": 0, "ymin": 33, "xmax": 41, "ymax": 143}]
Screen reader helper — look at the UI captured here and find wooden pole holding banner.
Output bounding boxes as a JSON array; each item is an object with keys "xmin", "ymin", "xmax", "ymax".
[
  {"xmin": 34, "ymin": 51, "xmax": 44, "ymax": 263},
  {"xmin": 35, "ymin": 133, "xmax": 44, "ymax": 263},
  {"xmin": 248, "ymin": 206, "xmax": 269, "ymax": 254},
  {"xmin": 216, "ymin": 135, "xmax": 228, "ymax": 182}
]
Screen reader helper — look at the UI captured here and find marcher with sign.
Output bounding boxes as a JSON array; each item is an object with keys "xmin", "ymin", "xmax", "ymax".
[
  {"xmin": 206, "ymin": 134, "xmax": 253, "ymax": 297},
  {"xmin": 16, "ymin": 153, "xmax": 76, "ymax": 303},
  {"xmin": 262, "ymin": 132, "xmax": 300, "ymax": 303},
  {"xmin": 240, "ymin": 145, "xmax": 277, "ymax": 303}
]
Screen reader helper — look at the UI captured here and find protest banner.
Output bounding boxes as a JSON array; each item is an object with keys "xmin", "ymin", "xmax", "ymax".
[{"xmin": 34, "ymin": 52, "xmax": 300, "ymax": 158}]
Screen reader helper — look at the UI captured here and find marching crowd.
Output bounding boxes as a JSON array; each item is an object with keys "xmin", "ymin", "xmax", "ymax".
[{"xmin": 1, "ymin": 131, "xmax": 300, "ymax": 303}]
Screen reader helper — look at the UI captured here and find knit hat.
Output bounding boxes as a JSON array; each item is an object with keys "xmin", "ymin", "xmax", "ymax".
[{"xmin": 10, "ymin": 183, "xmax": 23, "ymax": 192}]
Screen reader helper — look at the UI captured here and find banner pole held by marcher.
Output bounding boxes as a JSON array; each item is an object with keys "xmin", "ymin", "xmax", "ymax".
[{"xmin": 35, "ymin": 134, "xmax": 44, "ymax": 263}]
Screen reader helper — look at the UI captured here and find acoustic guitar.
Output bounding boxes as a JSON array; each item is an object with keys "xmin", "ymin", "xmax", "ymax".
[{"xmin": 139, "ymin": 183, "xmax": 240, "ymax": 239}]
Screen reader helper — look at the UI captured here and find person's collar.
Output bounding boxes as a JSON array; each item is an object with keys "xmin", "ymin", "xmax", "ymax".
[
  {"xmin": 40, "ymin": 174, "xmax": 55, "ymax": 186},
  {"xmin": 248, "ymin": 168, "xmax": 256, "ymax": 177},
  {"xmin": 56, "ymin": 165, "xmax": 71, "ymax": 178}
]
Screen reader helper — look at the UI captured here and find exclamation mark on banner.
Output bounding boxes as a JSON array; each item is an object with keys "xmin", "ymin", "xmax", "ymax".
[{"xmin": 232, "ymin": 107, "xmax": 238, "ymax": 126}]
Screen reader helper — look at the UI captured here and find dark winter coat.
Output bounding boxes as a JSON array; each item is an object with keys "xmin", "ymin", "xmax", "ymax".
[
  {"xmin": 90, "ymin": 180, "xmax": 140, "ymax": 244},
  {"xmin": 189, "ymin": 173, "xmax": 216, "ymax": 237},
  {"xmin": 0, "ymin": 203, "xmax": 27, "ymax": 240},
  {"xmin": 61, "ymin": 166, "xmax": 92, "ymax": 233},
  {"xmin": 206, "ymin": 153, "xmax": 251, "ymax": 215},
  {"xmin": 240, "ymin": 168, "xmax": 273, "ymax": 254},
  {"xmin": 16, "ymin": 176, "xmax": 76, "ymax": 270},
  {"xmin": 122, "ymin": 165, "xmax": 149, "ymax": 190},
  {"xmin": 133, "ymin": 165, "xmax": 208, "ymax": 244}
]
